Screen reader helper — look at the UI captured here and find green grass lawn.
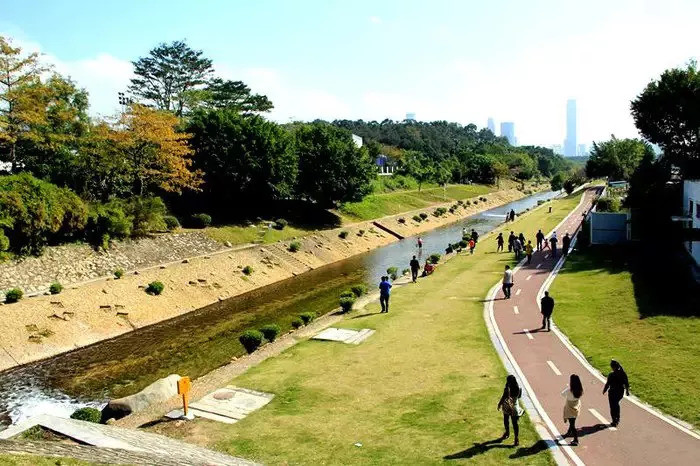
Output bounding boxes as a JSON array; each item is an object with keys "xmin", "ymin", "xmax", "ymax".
[
  {"xmin": 155, "ymin": 192, "xmax": 585, "ymax": 465},
  {"xmin": 203, "ymin": 223, "xmax": 313, "ymax": 246},
  {"xmin": 338, "ymin": 184, "xmax": 496, "ymax": 222},
  {"xmin": 0, "ymin": 455, "xmax": 92, "ymax": 465},
  {"xmin": 549, "ymin": 246, "xmax": 700, "ymax": 427}
]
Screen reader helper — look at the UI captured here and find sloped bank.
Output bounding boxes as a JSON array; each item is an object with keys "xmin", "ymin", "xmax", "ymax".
[{"xmin": 0, "ymin": 187, "xmax": 534, "ymax": 373}]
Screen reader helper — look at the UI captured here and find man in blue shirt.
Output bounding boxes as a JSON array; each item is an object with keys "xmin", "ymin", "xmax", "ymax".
[{"xmin": 379, "ymin": 276, "xmax": 392, "ymax": 313}]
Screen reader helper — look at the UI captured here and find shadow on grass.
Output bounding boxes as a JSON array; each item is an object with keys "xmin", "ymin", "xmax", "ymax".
[
  {"xmin": 557, "ymin": 244, "xmax": 699, "ymax": 318},
  {"xmin": 351, "ymin": 311, "xmax": 383, "ymax": 319},
  {"xmin": 509, "ymin": 439, "xmax": 551, "ymax": 459},
  {"xmin": 444, "ymin": 437, "xmax": 512, "ymax": 460}
]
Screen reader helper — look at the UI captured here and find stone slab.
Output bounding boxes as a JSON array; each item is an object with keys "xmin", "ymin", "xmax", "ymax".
[
  {"xmin": 168, "ymin": 386, "xmax": 274, "ymax": 424},
  {"xmin": 312, "ymin": 327, "xmax": 375, "ymax": 344}
]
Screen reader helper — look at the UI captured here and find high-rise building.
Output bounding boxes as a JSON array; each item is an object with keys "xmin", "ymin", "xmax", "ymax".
[
  {"xmin": 500, "ymin": 122, "xmax": 516, "ymax": 146},
  {"xmin": 565, "ymin": 99, "xmax": 577, "ymax": 157},
  {"xmin": 405, "ymin": 112, "xmax": 416, "ymax": 121},
  {"xmin": 577, "ymin": 144, "xmax": 587, "ymax": 157},
  {"xmin": 487, "ymin": 117, "xmax": 496, "ymax": 134}
]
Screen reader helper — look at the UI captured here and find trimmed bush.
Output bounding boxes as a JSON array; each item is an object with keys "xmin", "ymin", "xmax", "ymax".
[
  {"xmin": 242, "ymin": 265, "xmax": 253, "ymax": 275},
  {"xmin": 350, "ymin": 284, "xmax": 367, "ymax": 297},
  {"xmin": 457, "ymin": 200, "xmax": 464, "ymax": 205},
  {"xmin": 465, "ymin": 200, "xmax": 472, "ymax": 205},
  {"xmin": 5, "ymin": 288, "xmax": 23, "ymax": 303},
  {"xmin": 49, "ymin": 282, "xmax": 63, "ymax": 295},
  {"xmin": 239, "ymin": 329, "xmax": 264, "ymax": 353},
  {"xmin": 114, "ymin": 268, "xmax": 124, "ymax": 279},
  {"xmin": 288, "ymin": 241, "xmax": 301, "ymax": 252},
  {"xmin": 274, "ymin": 218, "xmax": 288, "ymax": 230},
  {"xmin": 259, "ymin": 324, "xmax": 281, "ymax": 342},
  {"xmin": 339, "ymin": 296, "xmax": 355, "ymax": 313},
  {"xmin": 446, "ymin": 245, "xmax": 453, "ymax": 254},
  {"xmin": 128, "ymin": 196, "xmax": 167, "ymax": 236},
  {"xmin": 291, "ymin": 318, "xmax": 303, "ymax": 329},
  {"xmin": 339, "ymin": 230, "xmax": 349, "ymax": 239},
  {"xmin": 163, "ymin": 215, "xmax": 180, "ymax": 231},
  {"xmin": 398, "ymin": 218, "xmax": 406, "ymax": 224},
  {"xmin": 145, "ymin": 281, "xmax": 165, "ymax": 295},
  {"xmin": 190, "ymin": 213, "xmax": 212, "ymax": 228},
  {"xmin": 300, "ymin": 312, "xmax": 317, "ymax": 325},
  {"xmin": 70, "ymin": 407, "xmax": 101, "ymax": 423},
  {"xmin": 412, "ymin": 215, "xmax": 422, "ymax": 223},
  {"xmin": 419, "ymin": 212, "xmax": 428, "ymax": 220},
  {"xmin": 340, "ymin": 290, "xmax": 355, "ymax": 298},
  {"xmin": 596, "ymin": 197, "xmax": 621, "ymax": 213},
  {"xmin": 429, "ymin": 253, "xmax": 441, "ymax": 264},
  {"xmin": 459, "ymin": 240, "xmax": 468, "ymax": 249},
  {"xmin": 387, "ymin": 266, "xmax": 399, "ymax": 280}
]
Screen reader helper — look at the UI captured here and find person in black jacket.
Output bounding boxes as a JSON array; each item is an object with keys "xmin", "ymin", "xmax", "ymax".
[
  {"xmin": 540, "ymin": 291, "xmax": 554, "ymax": 331},
  {"xmin": 562, "ymin": 232, "xmax": 571, "ymax": 256},
  {"xmin": 603, "ymin": 359, "xmax": 630, "ymax": 427},
  {"xmin": 497, "ymin": 375, "xmax": 522, "ymax": 446},
  {"xmin": 508, "ymin": 231, "xmax": 516, "ymax": 252},
  {"xmin": 536, "ymin": 229, "xmax": 545, "ymax": 251},
  {"xmin": 409, "ymin": 256, "xmax": 421, "ymax": 283}
]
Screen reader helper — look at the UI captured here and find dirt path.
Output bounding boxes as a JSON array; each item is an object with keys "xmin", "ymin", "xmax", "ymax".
[{"xmin": 487, "ymin": 187, "xmax": 700, "ymax": 465}]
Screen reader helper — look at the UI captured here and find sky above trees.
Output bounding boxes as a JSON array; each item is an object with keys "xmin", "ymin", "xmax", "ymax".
[{"xmin": 1, "ymin": 0, "xmax": 698, "ymax": 147}]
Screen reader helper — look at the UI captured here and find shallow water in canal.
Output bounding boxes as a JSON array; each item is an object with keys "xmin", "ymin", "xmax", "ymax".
[{"xmin": 0, "ymin": 190, "xmax": 559, "ymax": 425}]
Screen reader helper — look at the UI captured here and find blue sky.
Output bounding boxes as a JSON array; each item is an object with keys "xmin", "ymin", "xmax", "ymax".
[{"xmin": 1, "ymin": 0, "xmax": 698, "ymax": 148}]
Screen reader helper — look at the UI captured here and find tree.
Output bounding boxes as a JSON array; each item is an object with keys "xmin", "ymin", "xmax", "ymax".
[
  {"xmin": 202, "ymin": 79, "xmax": 273, "ymax": 114},
  {"xmin": 563, "ymin": 169, "xmax": 586, "ymax": 194},
  {"xmin": 295, "ymin": 123, "xmax": 376, "ymax": 207},
  {"xmin": 631, "ymin": 61, "xmax": 700, "ymax": 177},
  {"xmin": 0, "ymin": 35, "xmax": 49, "ymax": 171},
  {"xmin": 399, "ymin": 151, "xmax": 435, "ymax": 191},
  {"xmin": 585, "ymin": 136, "xmax": 654, "ymax": 181},
  {"xmin": 129, "ymin": 40, "xmax": 213, "ymax": 116},
  {"xmin": 187, "ymin": 109, "xmax": 297, "ymax": 209},
  {"xmin": 550, "ymin": 172, "xmax": 564, "ymax": 191}
]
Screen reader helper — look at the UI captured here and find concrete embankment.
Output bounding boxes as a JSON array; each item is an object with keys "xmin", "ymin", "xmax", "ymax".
[{"xmin": 0, "ymin": 188, "xmax": 532, "ymax": 372}]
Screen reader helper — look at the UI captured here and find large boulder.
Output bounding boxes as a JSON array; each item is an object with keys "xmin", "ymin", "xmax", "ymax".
[{"xmin": 102, "ymin": 374, "xmax": 181, "ymax": 421}]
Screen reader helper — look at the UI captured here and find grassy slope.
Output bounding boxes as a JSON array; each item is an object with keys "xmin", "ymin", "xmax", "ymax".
[
  {"xmin": 204, "ymin": 224, "xmax": 311, "ymax": 246},
  {"xmin": 549, "ymin": 247, "xmax": 700, "ymax": 427},
  {"xmin": 161, "ymin": 193, "xmax": 584, "ymax": 465},
  {"xmin": 0, "ymin": 455, "xmax": 91, "ymax": 465}
]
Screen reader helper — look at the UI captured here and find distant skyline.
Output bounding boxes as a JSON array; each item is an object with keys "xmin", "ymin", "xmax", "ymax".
[
  {"xmin": 1, "ymin": 0, "xmax": 698, "ymax": 147},
  {"xmin": 500, "ymin": 122, "xmax": 516, "ymax": 146}
]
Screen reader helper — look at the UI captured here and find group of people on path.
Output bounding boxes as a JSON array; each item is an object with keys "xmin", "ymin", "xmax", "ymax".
[{"xmin": 496, "ymin": 229, "xmax": 571, "ymax": 263}]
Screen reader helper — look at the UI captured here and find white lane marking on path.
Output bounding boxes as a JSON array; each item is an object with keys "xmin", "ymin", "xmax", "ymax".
[
  {"xmin": 589, "ymin": 408, "xmax": 617, "ymax": 430},
  {"xmin": 523, "ymin": 329, "xmax": 534, "ymax": 340},
  {"xmin": 547, "ymin": 360, "xmax": 562, "ymax": 376},
  {"xmin": 515, "ymin": 288, "xmax": 522, "ymax": 296},
  {"xmin": 513, "ymin": 306, "xmax": 519, "ymax": 314},
  {"xmin": 536, "ymin": 263, "xmax": 542, "ymax": 269},
  {"xmin": 526, "ymin": 275, "xmax": 532, "ymax": 281}
]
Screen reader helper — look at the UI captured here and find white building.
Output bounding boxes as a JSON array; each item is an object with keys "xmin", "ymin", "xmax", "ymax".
[
  {"xmin": 681, "ymin": 180, "xmax": 700, "ymax": 265},
  {"xmin": 351, "ymin": 134, "xmax": 363, "ymax": 148}
]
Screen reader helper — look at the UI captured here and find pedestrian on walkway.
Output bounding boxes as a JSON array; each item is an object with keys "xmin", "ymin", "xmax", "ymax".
[
  {"xmin": 542, "ymin": 237, "xmax": 550, "ymax": 251},
  {"xmin": 502, "ymin": 265, "xmax": 514, "ymax": 299},
  {"xmin": 496, "ymin": 233, "xmax": 504, "ymax": 252},
  {"xmin": 497, "ymin": 375, "xmax": 522, "ymax": 446},
  {"xmin": 518, "ymin": 232, "xmax": 526, "ymax": 248},
  {"xmin": 540, "ymin": 291, "xmax": 554, "ymax": 331},
  {"xmin": 525, "ymin": 240, "xmax": 534, "ymax": 264},
  {"xmin": 469, "ymin": 238, "xmax": 476, "ymax": 254},
  {"xmin": 536, "ymin": 229, "xmax": 545, "ymax": 251},
  {"xmin": 409, "ymin": 256, "xmax": 420, "ymax": 283},
  {"xmin": 603, "ymin": 360, "xmax": 630, "ymax": 427},
  {"xmin": 509, "ymin": 209, "xmax": 516, "ymax": 222},
  {"xmin": 471, "ymin": 229, "xmax": 479, "ymax": 243},
  {"xmin": 562, "ymin": 374, "xmax": 583, "ymax": 445},
  {"xmin": 508, "ymin": 231, "xmax": 516, "ymax": 252},
  {"xmin": 562, "ymin": 232, "xmax": 571, "ymax": 256},
  {"xmin": 513, "ymin": 238, "xmax": 523, "ymax": 260},
  {"xmin": 417, "ymin": 236, "xmax": 423, "ymax": 249},
  {"xmin": 379, "ymin": 276, "xmax": 392, "ymax": 313},
  {"xmin": 550, "ymin": 232, "xmax": 559, "ymax": 258}
]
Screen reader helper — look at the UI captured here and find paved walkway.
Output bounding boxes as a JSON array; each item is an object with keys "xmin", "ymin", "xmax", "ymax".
[{"xmin": 489, "ymin": 187, "xmax": 700, "ymax": 465}]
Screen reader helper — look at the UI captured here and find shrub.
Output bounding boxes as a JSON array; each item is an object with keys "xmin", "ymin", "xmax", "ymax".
[
  {"xmin": 49, "ymin": 282, "xmax": 63, "ymax": 295},
  {"xmin": 128, "ymin": 197, "xmax": 167, "ymax": 236},
  {"xmin": 114, "ymin": 268, "xmax": 124, "ymax": 279},
  {"xmin": 242, "ymin": 265, "xmax": 253, "ymax": 275},
  {"xmin": 457, "ymin": 200, "xmax": 464, "ymax": 205},
  {"xmin": 299, "ymin": 312, "xmax": 316, "ymax": 324},
  {"xmin": 419, "ymin": 212, "xmax": 428, "ymax": 220},
  {"xmin": 145, "ymin": 281, "xmax": 165, "ymax": 295},
  {"xmin": 70, "ymin": 407, "xmax": 101, "ymax": 423},
  {"xmin": 274, "ymin": 218, "xmax": 288, "ymax": 230},
  {"xmin": 0, "ymin": 231, "xmax": 9, "ymax": 252},
  {"xmin": 239, "ymin": 330, "xmax": 264, "ymax": 353},
  {"xmin": 339, "ymin": 230, "xmax": 349, "ymax": 239},
  {"xmin": 429, "ymin": 253, "xmax": 441, "ymax": 264},
  {"xmin": 387, "ymin": 266, "xmax": 399, "ymax": 280},
  {"xmin": 432, "ymin": 207, "xmax": 447, "ymax": 217},
  {"xmin": 259, "ymin": 324, "xmax": 281, "ymax": 342},
  {"xmin": 339, "ymin": 296, "xmax": 355, "ymax": 313},
  {"xmin": 398, "ymin": 217, "xmax": 406, "ymax": 224},
  {"xmin": 5, "ymin": 288, "xmax": 23, "ymax": 303},
  {"xmin": 465, "ymin": 200, "xmax": 472, "ymax": 205},
  {"xmin": 340, "ymin": 290, "xmax": 355, "ymax": 298},
  {"xmin": 288, "ymin": 241, "xmax": 301, "ymax": 252},
  {"xmin": 190, "ymin": 213, "xmax": 212, "ymax": 228},
  {"xmin": 596, "ymin": 197, "xmax": 621, "ymax": 212},
  {"xmin": 446, "ymin": 245, "xmax": 453, "ymax": 254},
  {"xmin": 402, "ymin": 268, "xmax": 410, "ymax": 276},
  {"xmin": 291, "ymin": 318, "xmax": 303, "ymax": 329},
  {"xmin": 163, "ymin": 215, "xmax": 180, "ymax": 231},
  {"xmin": 412, "ymin": 215, "xmax": 422, "ymax": 223},
  {"xmin": 350, "ymin": 284, "xmax": 367, "ymax": 297},
  {"xmin": 473, "ymin": 200, "xmax": 479, "ymax": 205},
  {"xmin": 358, "ymin": 229, "xmax": 365, "ymax": 236}
]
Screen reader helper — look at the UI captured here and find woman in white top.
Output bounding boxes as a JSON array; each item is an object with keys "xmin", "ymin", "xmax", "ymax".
[{"xmin": 562, "ymin": 374, "xmax": 583, "ymax": 445}]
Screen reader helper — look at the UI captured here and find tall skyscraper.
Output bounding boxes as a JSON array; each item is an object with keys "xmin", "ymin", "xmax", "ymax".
[
  {"xmin": 565, "ymin": 99, "xmax": 577, "ymax": 157},
  {"xmin": 577, "ymin": 144, "xmax": 587, "ymax": 157},
  {"xmin": 500, "ymin": 122, "xmax": 516, "ymax": 146},
  {"xmin": 405, "ymin": 112, "xmax": 416, "ymax": 121},
  {"xmin": 487, "ymin": 117, "xmax": 496, "ymax": 134}
]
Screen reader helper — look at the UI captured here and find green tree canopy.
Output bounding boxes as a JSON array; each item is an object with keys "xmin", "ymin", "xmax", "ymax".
[
  {"xmin": 585, "ymin": 136, "xmax": 654, "ymax": 181},
  {"xmin": 295, "ymin": 123, "xmax": 376, "ymax": 207}
]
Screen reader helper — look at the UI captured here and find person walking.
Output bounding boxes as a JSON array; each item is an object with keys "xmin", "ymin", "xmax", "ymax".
[
  {"xmin": 550, "ymin": 232, "xmax": 559, "ymax": 258},
  {"xmin": 471, "ymin": 229, "xmax": 479, "ymax": 244},
  {"xmin": 562, "ymin": 232, "xmax": 571, "ymax": 256},
  {"xmin": 502, "ymin": 265, "xmax": 514, "ymax": 299},
  {"xmin": 496, "ymin": 232, "xmax": 504, "ymax": 252},
  {"xmin": 536, "ymin": 229, "xmax": 545, "ymax": 251},
  {"xmin": 542, "ymin": 237, "xmax": 550, "ymax": 251},
  {"xmin": 378, "ymin": 276, "xmax": 392, "ymax": 313},
  {"xmin": 509, "ymin": 209, "xmax": 516, "ymax": 222},
  {"xmin": 518, "ymin": 232, "xmax": 526, "ymax": 248},
  {"xmin": 497, "ymin": 375, "xmax": 522, "ymax": 446},
  {"xmin": 562, "ymin": 374, "xmax": 584, "ymax": 445},
  {"xmin": 417, "ymin": 236, "xmax": 423, "ymax": 249},
  {"xmin": 409, "ymin": 255, "xmax": 420, "ymax": 283},
  {"xmin": 508, "ymin": 231, "xmax": 516, "ymax": 252},
  {"xmin": 525, "ymin": 240, "xmax": 534, "ymax": 264},
  {"xmin": 540, "ymin": 291, "xmax": 554, "ymax": 331},
  {"xmin": 513, "ymin": 238, "xmax": 523, "ymax": 261},
  {"xmin": 603, "ymin": 360, "xmax": 630, "ymax": 427},
  {"xmin": 469, "ymin": 238, "xmax": 476, "ymax": 254}
]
